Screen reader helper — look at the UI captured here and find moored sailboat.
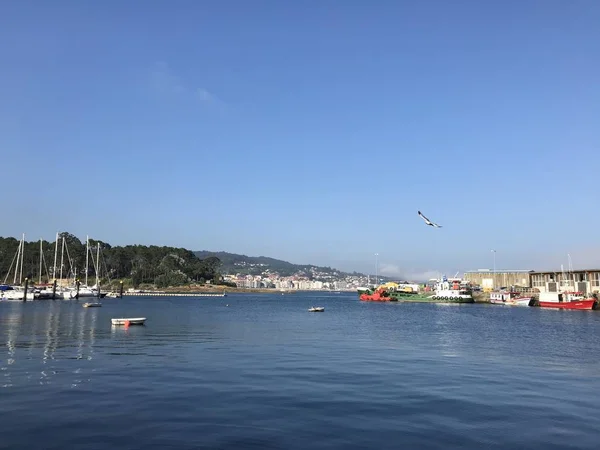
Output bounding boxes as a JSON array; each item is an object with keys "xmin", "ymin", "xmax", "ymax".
[{"xmin": 1, "ymin": 234, "xmax": 35, "ymax": 301}]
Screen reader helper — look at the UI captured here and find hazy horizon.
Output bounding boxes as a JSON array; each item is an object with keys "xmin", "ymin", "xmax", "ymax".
[{"xmin": 1, "ymin": 231, "xmax": 596, "ymax": 282}]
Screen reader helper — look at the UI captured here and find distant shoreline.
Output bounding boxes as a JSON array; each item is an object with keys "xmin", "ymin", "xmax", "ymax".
[
  {"xmin": 133, "ymin": 286, "xmax": 356, "ymax": 295},
  {"xmin": 127, "ymin": 286, "xmax": 491, "ymax": 299}
]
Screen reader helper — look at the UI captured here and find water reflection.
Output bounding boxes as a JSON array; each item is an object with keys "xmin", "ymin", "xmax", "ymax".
[
  {"xmin": 432, "ymin": 304, "xmax": 466, "ymax": 358},
  {"xmin": 42, "ymin": 302, "xmax": 60, "ymax": 364},
  {"xmin": 2, "ymin": 310, "xmax": 20, "ymax": 387},
  {"xmin": 0, "ymin": 302, "xmax": 99, "ymax": 388},
  {"xmin": 5, "ymin": 310, "xmax": 19, "ymax": 365}
]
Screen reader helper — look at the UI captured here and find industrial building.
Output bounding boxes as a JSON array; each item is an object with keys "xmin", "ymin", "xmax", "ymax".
[
  {"xmin": 463, "ymin": 269, "xmax": 534, "ymax": 291},
  {"xmin": 529, "ymin": 269, "xmax": 600, "ymax": 295},
  {"xmin": 464, "ymin": 268, "xmax": 600, "ymax": 294}
]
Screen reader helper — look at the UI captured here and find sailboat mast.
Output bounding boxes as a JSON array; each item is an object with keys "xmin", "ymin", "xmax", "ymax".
[
  {"xmin": 19, "ymin": 234, "xmax": 25, "ymax": 285},
  {"xmin": 53, "ymin": 232, "xmax": 58, "ymax": 281},
  {"xmin": 59, "ymin": 237, "xmax": 65, "ymax": 282},
  {"xmin": 85, "ymin": 235, "xmax": 89, "ymax": 286},
  {"xmin": 96, "ymin": 243, "xmax": 100, "ymax": 287},
  {"xmin": 13, "ymin": 239, "xmax": 21, "ymax": 285},
  {"xmin": 39, "ymin": 239, "xmax": 43, "ymax": 285}
]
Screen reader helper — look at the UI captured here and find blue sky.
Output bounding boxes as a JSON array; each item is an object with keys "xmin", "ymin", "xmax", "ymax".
[{"xmin": 1, "ymin": 1, "xmax": 599, "ymax": 279}]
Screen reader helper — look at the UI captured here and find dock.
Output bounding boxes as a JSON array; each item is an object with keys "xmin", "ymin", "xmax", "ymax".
[{"xmin": 123, "ymin": 292, "xmax": 227, "ymax": 297}]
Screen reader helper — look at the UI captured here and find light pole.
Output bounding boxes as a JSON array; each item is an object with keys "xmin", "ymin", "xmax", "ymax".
[
  {"xmin": 375, "ymin": 253, "xmax": 379, "ymax": 286},
  {"xmin": 491, "ymin": 249, "xmax": 496, "ymax": 288}
]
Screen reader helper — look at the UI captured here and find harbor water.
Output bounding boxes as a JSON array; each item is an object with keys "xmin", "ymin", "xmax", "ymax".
[{"xmin": 1, "ymin": 292, "xmax": 600, "ymax": 449}]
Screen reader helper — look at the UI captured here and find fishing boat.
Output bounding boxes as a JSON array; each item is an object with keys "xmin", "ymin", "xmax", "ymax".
[
  {"xmin": 308, "ymin": 306, "xmax": 325, "ymax": 312},
  {"xmin": 359, "ymin": 276, "xmax": 474, "ymax": 303},
  {"xmin": 536, "ymin": 292, "xmax": 597, "ymax": 310},
  {"xmin": 489, "ymin": 289, "xmax": 533, "ymax": 306},
  {"xmin": 359, "ymin": 287, "xmax": 393, "ymax": 301},
  {"xmin": 83, "ymin": 302, "xmax": 102, "ymax": 308},
  {"xmin": 429, "ymin": 276, "xmax": 474, "ymax": 303},
  {"xmin": 111, "ymin": 317, "xmax": 147, "ymax": 326}
]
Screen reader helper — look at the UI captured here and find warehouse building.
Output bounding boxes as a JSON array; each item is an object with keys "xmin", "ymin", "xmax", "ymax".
[
  {"xmin": 529, "ymin": 269, "xmax": 600, "ymax": 295},
  {"xmin": 463, "ymin": 269, "xmax": 534, "ymax": 291}
]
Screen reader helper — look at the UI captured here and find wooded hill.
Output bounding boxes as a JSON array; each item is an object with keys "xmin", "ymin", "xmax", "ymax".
[
  {"xmin": 194, "ymin": 250, "xmax": 367, "ymax": 279},
  {"xmin": 1, "ymin": 233, "xmax": 222, "ymax": 288}
]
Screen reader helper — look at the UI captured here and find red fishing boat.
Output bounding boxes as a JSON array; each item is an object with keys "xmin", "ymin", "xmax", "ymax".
[
  {"xmin": 537, "ymin": 291, "xmax": 598, "ymax": 310},
  {"xmin": 359, "ymin": 287, "xmax": 393, "ymax": 302}
]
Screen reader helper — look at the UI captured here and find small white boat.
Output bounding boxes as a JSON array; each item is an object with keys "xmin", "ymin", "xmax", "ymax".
[
  {"xmin": 111, "ymin": 317, "xmax": 146, "ymax": 326},
  {"xmin": 83, "ymin": 302, "xmax": 102, "ymax": 308},
  {"xmin": 489, "ymin": 290, "xmax": 532, "ymax": 307},
  {"xmin": 308, "ymin": 307, "xmax": 325, "ymax": 312}
]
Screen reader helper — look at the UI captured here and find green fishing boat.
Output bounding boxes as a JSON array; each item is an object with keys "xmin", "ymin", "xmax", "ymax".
[{"xmin": 358, "ymin": 278, "xmax": 475, "ymax": 304}]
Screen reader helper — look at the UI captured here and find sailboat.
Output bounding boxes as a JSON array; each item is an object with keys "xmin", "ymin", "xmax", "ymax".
[
  {"xmin": 62, "ymin": 237, "xmax": 104, "ymax": 299},
  {"xmin": 34, "ymin": 238, "xmax": 56, "ymax": 299},
  {"xmin": 0, "ymin": 234, "xmax": 35, "ymax": 301}
]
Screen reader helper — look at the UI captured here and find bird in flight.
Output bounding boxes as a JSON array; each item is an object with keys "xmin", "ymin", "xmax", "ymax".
[{"xmin": 418, "ymin": 211, "xmax": 442, "ymax": 228}]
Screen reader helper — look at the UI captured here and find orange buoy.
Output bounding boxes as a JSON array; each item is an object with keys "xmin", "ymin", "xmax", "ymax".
[{"xmin": 124, "ymin": 320, "xmax": 130, "ymax": 328}]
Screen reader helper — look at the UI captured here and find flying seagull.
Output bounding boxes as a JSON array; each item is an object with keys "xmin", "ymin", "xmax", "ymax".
[{"xmin": 418, "ymin": 211, "xmax": 442, "ymax": 228}]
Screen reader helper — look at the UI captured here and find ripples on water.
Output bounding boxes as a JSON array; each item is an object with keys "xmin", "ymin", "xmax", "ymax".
[{"xmin": 1, "ymin": 294, "xmax": 600, "ymax": 449}]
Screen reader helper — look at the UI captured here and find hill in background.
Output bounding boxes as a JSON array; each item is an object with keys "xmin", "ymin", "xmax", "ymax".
[{"xmin": 193, "ymin": 250, "xmax": 378, "ymax": 279}]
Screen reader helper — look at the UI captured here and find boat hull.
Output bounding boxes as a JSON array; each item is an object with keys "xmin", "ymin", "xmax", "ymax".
[
  {"xmin": 412, "ymin": 295, "xmax": 474, "ymax": 303},
  {"xmin": 360, "ymin": 293, "xmax": 474, "ymax": 303},
  {"xmin": 111, "ymin": 317, "xmax": 146, "ymax": 325},
  {"xmin": 359, "ymin": 294, "xmax": 391, "ymax": 302},
  {"xmin": 538, "ymin": 299, "xmax": 597, "ymax": 310},
  {"xmin": 0, "ymin": 291, "xmax": 36, "ymax": 301},
  {"xmin": 509, "ymin": 298, "xmax": 533, "ymax": 306},
  {"xmin": 491, "ymin": 297, "xmax": 533, "ymax": 306}
]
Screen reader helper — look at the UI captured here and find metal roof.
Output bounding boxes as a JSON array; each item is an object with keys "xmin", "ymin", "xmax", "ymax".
[
  {"xmin": 529, "ymin": 269, "xmax": 600, "ymax": 274},
  {"xmin": 464, "ymin": 269, "xmax": 535, "ymax": 273},
  {"xmin": 464, "ymin": 268, "xmax": 600, "ymax": 275}
]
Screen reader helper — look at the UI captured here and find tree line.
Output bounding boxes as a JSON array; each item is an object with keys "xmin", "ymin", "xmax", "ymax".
[{"xmin": 0, "ymin": 232, "xmax": 225, "ymax": 289}]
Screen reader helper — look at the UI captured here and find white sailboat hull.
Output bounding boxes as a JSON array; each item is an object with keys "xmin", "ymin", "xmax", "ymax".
[
  {"xmin": 1, "ymin": 290, "xmax": 35, "ymax": 301},
  {"xmin": 62, "ymin": 287, "xmax": 99, "ymax": 299}
]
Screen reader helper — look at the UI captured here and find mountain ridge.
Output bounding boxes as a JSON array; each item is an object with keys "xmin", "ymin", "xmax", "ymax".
[{"xmin": 193, "ymin": 250, "xmax": 372, "ymax": 278}]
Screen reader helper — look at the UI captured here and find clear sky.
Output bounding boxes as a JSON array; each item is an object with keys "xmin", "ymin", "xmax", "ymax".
[{"xmin": 1, "ymin": 1, "xmax": 599, "ymax": 279}]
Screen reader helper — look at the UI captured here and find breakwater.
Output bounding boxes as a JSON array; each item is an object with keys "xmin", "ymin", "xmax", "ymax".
[{"xmin": 123, "ymin": 292, "xmax": 226, "ymax": 297}]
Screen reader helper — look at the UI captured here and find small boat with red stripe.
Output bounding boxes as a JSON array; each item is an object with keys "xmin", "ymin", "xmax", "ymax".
[
  {"xmin": 536, "ymin": 291, "xmax": 598, "ymax": 310},
  {"xmin": 489, "ymin": 289, "xmax": 534, "ymax": 306}
]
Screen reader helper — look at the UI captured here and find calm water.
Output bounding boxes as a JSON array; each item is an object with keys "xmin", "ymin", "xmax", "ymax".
[{"xmin": 1, "ymin": 293, "xmax": 600, "ymax": 449}]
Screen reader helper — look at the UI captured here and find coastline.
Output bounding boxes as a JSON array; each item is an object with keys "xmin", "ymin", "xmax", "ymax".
[
  {"xmin": 121, "ymin": 285, "xmax": 493, "ymax": 299},
  {"xmin": 127, "ymin": 285, "xmax": 354, "ymax": 295}
]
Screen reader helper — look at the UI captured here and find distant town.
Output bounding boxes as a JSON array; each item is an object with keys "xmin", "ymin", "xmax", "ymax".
[{"xmin": 220, "ymin": 261, "xmax": 382, "ymax": 291}]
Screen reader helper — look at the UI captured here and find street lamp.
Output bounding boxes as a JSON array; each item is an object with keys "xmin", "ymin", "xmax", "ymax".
[{"xmin": 375, "ymin": 253, "xmax": 379, "ymax": 286}]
